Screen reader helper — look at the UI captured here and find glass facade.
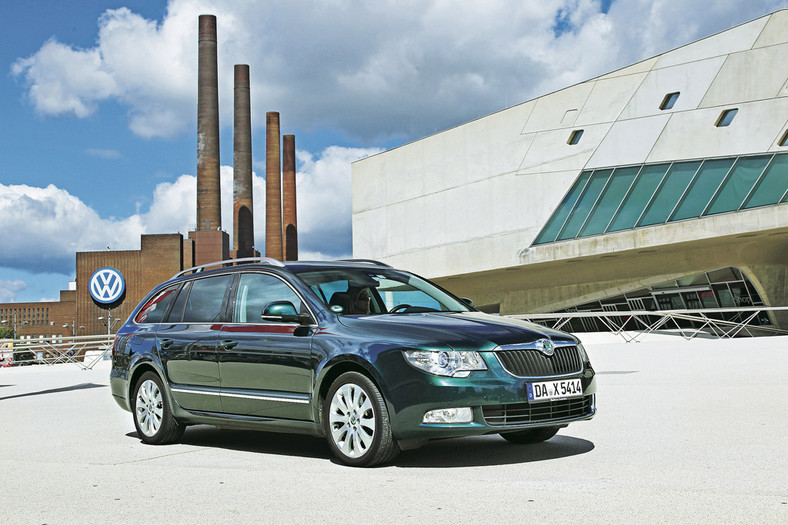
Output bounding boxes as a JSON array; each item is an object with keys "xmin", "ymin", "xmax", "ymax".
[{"xmin": 534, "ymin": 153, "xmax": 788, "ymax": 246}]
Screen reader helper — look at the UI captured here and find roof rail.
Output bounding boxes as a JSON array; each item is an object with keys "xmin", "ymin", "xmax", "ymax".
[
  {"xmin": 171, "ymin": 257, "xmax": 285, "ymax": 279},
  {"xmin": 336, "ymin": 259, "xmax": 393, "ymax": 268}
]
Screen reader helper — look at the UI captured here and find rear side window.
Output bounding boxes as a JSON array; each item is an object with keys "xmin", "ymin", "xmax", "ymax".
[
  {"xmin": 166, "ymin": 281, "xmax": 191, "ymax": 323},
  {"xmin": 135, "ymin": 286, "xmax": 178, "ymax": 324},
  {"xmin": 181, "ymin": 275, "xmax": 232, "ymax": 323}
]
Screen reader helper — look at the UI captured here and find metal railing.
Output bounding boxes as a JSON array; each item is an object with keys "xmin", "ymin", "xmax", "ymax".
[
  {"xmin": 507, "ymin": 306, "xmax": 788, "ymax": 342},
  {"xmin": 0, "ymin": 334, "xmax": 114, "ymax": 370}
]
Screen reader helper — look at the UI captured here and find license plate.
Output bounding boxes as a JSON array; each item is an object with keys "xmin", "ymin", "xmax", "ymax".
[{"xmin": 527, "ymin": 379, "xmax": 583, "ymax": 401}]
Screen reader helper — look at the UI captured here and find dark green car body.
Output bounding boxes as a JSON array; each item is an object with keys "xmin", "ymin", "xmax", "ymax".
[{"xmin": 111, "ymin": 259, "xmax": 596, "ymax": 462}]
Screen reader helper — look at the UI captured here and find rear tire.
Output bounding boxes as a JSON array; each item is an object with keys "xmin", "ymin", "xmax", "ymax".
[
  {"xmin": 500, "ymin": 426, "xmax": 559, "ymax": 444},
  {"xmin": 132, "ymin": 371, "xmax": 185, "ymax": 445},
  {"xmin": 323, "ymin": 372, "xmax": 399, "ymax": 467}
]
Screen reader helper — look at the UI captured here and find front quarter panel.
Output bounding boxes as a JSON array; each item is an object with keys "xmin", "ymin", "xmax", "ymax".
[{"xmin": 311, "ymin": 328, "xmax": 395, "ymax": 420}]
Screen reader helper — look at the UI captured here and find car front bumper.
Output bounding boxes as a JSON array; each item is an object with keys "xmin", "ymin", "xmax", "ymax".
[{"xmin": 380, "ymin": 352, "xmax": 597, "ymax": 441}]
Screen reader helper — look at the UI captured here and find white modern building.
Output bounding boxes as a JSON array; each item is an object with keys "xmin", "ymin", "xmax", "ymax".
[{"xmin": 352, "ymin": 10, "xmax": 788, "ymax": 329}]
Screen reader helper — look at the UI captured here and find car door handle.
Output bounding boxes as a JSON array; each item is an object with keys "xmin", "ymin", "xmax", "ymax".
[
  {"xmin": 220, "ymin": 340, "xmax": 238, "ymax": 350},
  {"xmin": 159, "ymin": 338, "xmax": 173, "ymax": 349}
]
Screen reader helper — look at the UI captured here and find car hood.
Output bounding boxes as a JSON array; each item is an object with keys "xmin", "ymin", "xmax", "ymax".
[{"xmin": 336, "ymin": 311, "xmax": 577, "ymax": 350}]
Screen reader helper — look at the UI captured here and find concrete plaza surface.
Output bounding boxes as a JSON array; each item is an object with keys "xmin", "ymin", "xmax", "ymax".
[{"xmin": 0, "ymin": 334, "xmax": 786, "ymax": 524}]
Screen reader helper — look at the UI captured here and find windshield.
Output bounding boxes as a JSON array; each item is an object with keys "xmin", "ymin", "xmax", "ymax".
[{"xmin": 294, "ymin": 268, "xmax": 471, "ymax": 316}]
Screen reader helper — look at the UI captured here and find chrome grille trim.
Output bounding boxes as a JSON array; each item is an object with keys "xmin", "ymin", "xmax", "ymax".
[{"xmin": 494, "ymin": 344, "xmax": 583, "ymax": 378}]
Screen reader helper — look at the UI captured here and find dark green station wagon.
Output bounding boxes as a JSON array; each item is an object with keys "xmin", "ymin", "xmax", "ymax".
[{"xmin": 111, "ymin": 258, "xmax": 596, "ymax": 466}]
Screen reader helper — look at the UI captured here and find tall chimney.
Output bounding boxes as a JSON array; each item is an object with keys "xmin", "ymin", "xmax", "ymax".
[
  {"xmin": 233, "ymin": 64, "xmax": 254, "ymax": 258},
  {"xmin": 282, "ymin": 134, "xmax": 298, "ymax": 261},
  {"xmin": 196, "ymin": 14, "xmax": 221, "ymax": 231},
  {"xmin": 265, "ymin": 112, "xmax": 283, "ymax": 260}
]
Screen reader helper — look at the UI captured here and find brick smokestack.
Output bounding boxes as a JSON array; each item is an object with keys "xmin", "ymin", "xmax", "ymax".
[
  {"xmin": 196, "ymin": 14, "xmax": 221, "ymax": 231},
  {"xmin": 282, "ymin": 134, "xmax": 298, "ymax": 261},
  {"xmin": 265, "ymin": 112, "xmax": 283, "ymax": 259},
  {"xmin": 233, "ymin": 64, "xmax": 254, "ymax": 258}
]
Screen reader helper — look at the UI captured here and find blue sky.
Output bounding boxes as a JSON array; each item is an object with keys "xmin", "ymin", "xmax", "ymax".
[{"xmin": 1, "ymin": 0, "xmax": 785, "ymax": 303}]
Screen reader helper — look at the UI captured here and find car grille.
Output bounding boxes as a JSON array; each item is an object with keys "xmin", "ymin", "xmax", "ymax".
[
  {"xmin": 482, "ymin": 396, "xmax": 593, "ymax": 427},
  {"xmin": 495, "ymin": 345, "xmax": 582, "ymax": 377}
]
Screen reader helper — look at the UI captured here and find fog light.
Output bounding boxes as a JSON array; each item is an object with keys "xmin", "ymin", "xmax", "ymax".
[{"xmin": 422, "ymin": 407, "xmax": 473, "ymax": 424}]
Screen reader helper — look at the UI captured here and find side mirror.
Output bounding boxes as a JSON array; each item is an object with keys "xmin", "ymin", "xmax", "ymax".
[
  {"xmin": 460, "ymin": 297, "xmax": 475, "ymax": 309},
  {"xmin": 261, "ymin": 301, "xmax": 300, "ymax": 323}
]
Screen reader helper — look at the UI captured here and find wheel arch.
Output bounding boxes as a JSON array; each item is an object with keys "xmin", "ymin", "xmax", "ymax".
[
  {"xmin": 313, "ymin": 356, "xmax": 391, "ymax": 432},
  {"xmin": 127, "ymin": 357, "xmax": 179, "ymax": 416}
]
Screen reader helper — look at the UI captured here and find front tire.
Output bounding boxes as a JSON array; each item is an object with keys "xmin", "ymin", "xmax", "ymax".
[
  {"xmin": 500, "ymin": 426, "xmax": 560, "ymax": 444},
  {"xmin": 323, "ymin": 372, "xmax": 399, "ymax": 467},
  {"xmin": 132, "ymin": 371, "xmax": 184, "ymax": 445}
]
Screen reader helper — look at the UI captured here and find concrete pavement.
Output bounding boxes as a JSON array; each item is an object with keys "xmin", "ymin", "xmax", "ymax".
[{"xmin": 0, "ymin": 334, "xmax": 786, "ymax": 524}]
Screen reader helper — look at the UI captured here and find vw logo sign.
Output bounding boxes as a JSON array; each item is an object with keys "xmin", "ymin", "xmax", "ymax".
[
  {"xmin": 535, "ymin": 338, "xmax": 555, "ymax": 356},
  {"xmin": 89, "ymin": 267, "xmax": 126, "ymax": 305}
]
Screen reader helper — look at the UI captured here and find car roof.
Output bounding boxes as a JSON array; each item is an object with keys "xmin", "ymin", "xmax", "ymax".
[
  {"xmin": 281, "ymin": 260, "xmax": 394, "ymax": 272},
  {"xmin": 167, "ymin": 258, "xmax": 395, "ymax": 283}
]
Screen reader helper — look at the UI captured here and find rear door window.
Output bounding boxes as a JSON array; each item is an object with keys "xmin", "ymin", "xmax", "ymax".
[
  {"xmin": 181, "ymin": 275, "xmax": 233, "ymax": 323},
  {"xmin": 165, "ymin": 281, "xmax": 191, "ymax": 323}
]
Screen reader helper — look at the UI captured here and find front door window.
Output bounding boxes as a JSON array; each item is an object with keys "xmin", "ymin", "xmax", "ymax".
[{"xmin": 234, "ymin": 273, "xmax": 304, "ymax": 322}]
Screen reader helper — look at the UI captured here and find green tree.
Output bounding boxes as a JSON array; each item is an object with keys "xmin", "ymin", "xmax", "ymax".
[{"xmin": 0, "ymin": 326, "xmax": 14, "ymax": 339}]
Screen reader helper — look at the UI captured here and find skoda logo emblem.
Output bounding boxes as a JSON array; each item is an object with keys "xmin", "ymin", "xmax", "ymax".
[
  {"xmin": 536, "ymin": 338, "xmax": 555, "ymax": 356},
  {"xmin": 89, "ymin": 267, "xmax": 126, "ymax": 305}
]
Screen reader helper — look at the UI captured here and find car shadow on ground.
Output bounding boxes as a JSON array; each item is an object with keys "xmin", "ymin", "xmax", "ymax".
[
  {"xmin": 127, "ymin": 427, "xmax": 334, "ymax": 461},
  {"xmin": 391, "ymin": 434, "xmax": 594, "ymax": 468},
  {"xmin": 126, "ymin": 427, "xmax": 593, "ymax": 468},
  {"xmin": 0, "ymin": 382, "xmax": 105, "ymax": 401}
]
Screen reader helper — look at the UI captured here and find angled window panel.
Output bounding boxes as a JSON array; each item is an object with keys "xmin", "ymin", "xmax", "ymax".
[
  {"xmin": 637, "ymin": 161, "xmax": 701, "ymax": 227},
  {"xmin": 579, "ymin": 166, "xmax": 640, "ymax": 237},
  {"xmin": 705, "ymin": 155, "xmax": 772, "ymax": 215},
  {"xmin": 556, "ymin": 170, "xmax": 612, "ymax": 241},
  {"xmin": 532, "ymin": 171, "xmax": 592, "ymax": 245},
  {"xmin": 743, "ymin": 154, "xmax": 788, "ymax": 209},
  {"xmin": 670, "ymin": 158, "xmax": 735, "ymax": 221},
  {"xmin": 659, "ymin": 92, "xmax": 680, "ymax": 110},
  {"xmin": 607, "ymin": 164, "xmax": 670, "ymax": 232},
  {"xmin": 715, "ymin": 108, "xmax": 738, "ymax": 127}
]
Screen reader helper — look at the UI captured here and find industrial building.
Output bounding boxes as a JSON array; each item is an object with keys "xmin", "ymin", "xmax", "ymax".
[
  {"xmin": 351, "ymin": 10, "xmax": 788, "ymax": 329},
  {"xmin": 0, "ymin": 15, "xmax": 298, "ymax": 339}
]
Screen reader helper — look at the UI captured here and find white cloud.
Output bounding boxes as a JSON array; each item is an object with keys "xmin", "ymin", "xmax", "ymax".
[
  {"xmin": 0, "ymin": 280, "xmax": 27, "ymax": 303},
  {"xmin": 12, "ymin": 0, "xmax": 786, "ymax": 141},
  {"xmin": 295, "ymin": 146, "xmax": 382, "ymax": 255},
  {"xmin": 11, "ymin": 38, "xmax": 117, "ymax": 118},
  {"xmin": 0, "ymin": 146, "xmax": 378, "ymax": 274},
  {"xmin": 12, "ymin": 6, "xmax": 198, "ymax": 138},
  {"xmin": 0, "ymin": 183, "xmax": 144, "ymax": 272}
]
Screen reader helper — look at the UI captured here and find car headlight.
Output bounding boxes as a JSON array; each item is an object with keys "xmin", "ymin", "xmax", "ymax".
[{"xmin": 402, "ymin": 349, "xmax": 487, "ymax": 378}]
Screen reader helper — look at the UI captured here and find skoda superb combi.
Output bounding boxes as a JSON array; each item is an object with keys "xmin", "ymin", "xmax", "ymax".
[{"xmin": 110, "ymin": 258, "xmax": 596, "ymax": 466}]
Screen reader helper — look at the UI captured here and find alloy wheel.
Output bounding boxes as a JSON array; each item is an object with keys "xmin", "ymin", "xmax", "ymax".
[
  {"xmin": 329, "ymin": 383, "xmax": 376, "ymax": 458},
  {"xmin": 135, "ymin": 379, "xmax": 164, "ymax": 437}
]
